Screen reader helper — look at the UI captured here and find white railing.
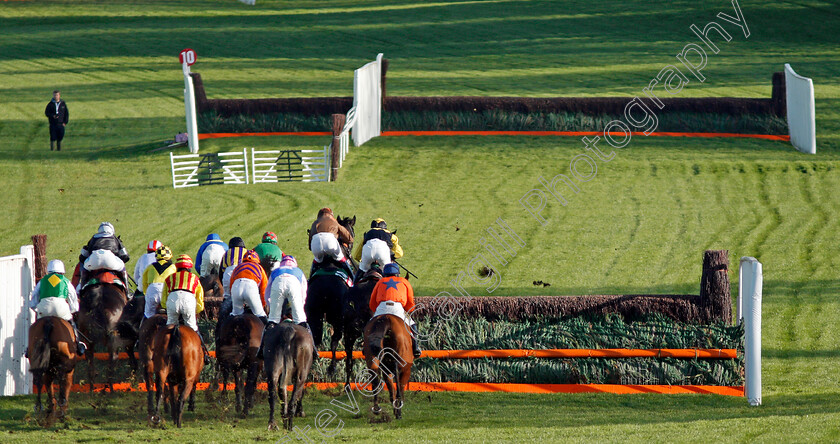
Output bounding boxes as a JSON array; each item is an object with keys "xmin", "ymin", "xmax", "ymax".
[
  {"xmin": 338, "ymin": 106, "xmax": 357, "ymax": 168},
  {"xmin": 251, "ymin": 147, "xmax": 328, "ymax": 183},
  {"xmin": 0, "ymin": 245, "xmax": 35, "ymax": 396},
  {"xmin": 170, "ymin": 149, "xmax": 249, "ymax": 189}
]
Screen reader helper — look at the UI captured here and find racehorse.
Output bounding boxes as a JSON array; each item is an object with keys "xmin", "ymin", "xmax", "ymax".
[
  {"xmin": 216, "ymin": 313, "xmax": 264, "ymax": 416},
  {"xmin": 115, "ymin": 291, "xmax": 146, "ymax": 372},
  {"xmin": 263, "ymin": 322, "xmax": 314, "ymax": 431},
  {"xmin": 363, "ymin": 314, "xmax": 414, "ymax": 420},
  {"xmin": 304, "ymin": 215, "xmax": 355, "ymax": 375},
  {"xmin": 137, "ymin": 314, "xmax": 167, "ymax": 415},
  {"xmin": 28, "ymin": 317, "xmax": 77, "ymax": 420},
  {"xmin": 199, "ymin": 272, "xmax": 223, "ymax": 320},
  {"xmin": 77, "ymin": 269, "xmax": 130, "ymax": 392},
  {"xmin": 341, "ymin": 267, "xmax": 381, "ymax": 388},
  {"xmin": 151, "ymin": 324, "xmax": 204, "ymax": 428}
]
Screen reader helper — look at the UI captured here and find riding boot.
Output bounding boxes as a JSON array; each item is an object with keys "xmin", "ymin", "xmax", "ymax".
[
  {"xmin": 69, "ymin": 319, "xmax": 87, "ymax": 355},
  {"xmin": 197, "ymin": 330, "xmax": 211, "ymax": 365},
  {"xmin": 409, "ymin": 324, "xmax": 422, "ymax": 358},
  {"xmin": 299, "ymin": 322, "xmax": 319, "ymax": 360},
  {"xmin": 258, "ymin": 316, "xmax": 268, "ymax": 326}
]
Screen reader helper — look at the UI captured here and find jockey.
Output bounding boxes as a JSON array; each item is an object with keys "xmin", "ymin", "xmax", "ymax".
[
  {"xmin": 141, "ymin": 245, "xmax": 176, "ymax": 319},
  {"xmin": 229, "ymin": 250, "xmax": 269, "ymax": 324},
  {"xmin": 352, "ymin": 218, "xmax": 403, "ymax": 282},
  {"xmin": 77, "ymin": 222, "xmax": 130, "ymax": 292},
  {"xmin": 195, "ymin": 233, "xmax": 228, "ymax": 277},
  {"xmin": 220, "ymin": 237, "xmax": 248, "ymax": 298},
  {"xmin": 253, "ymin": 231, "xmax": 283, "ymax": 264},
  {"xmin": 29, "ymin": 259, "xmax": 86, "ymax": 355},
  {"xmin": 161, "ymin": 255, "xmax": 210, "ymax": 365},
  {"xmin": 369, "ymin": 263, "xmax": 421, "ymax": 358},
  {"xmin": 258, "ymin": 255, "xmax": 314, "ymax": 359},
  {"xmin": 134, "ymin": 240, "xmax": 162, "ymax": 294},
  {"xmin": 308, "ymin": 207, "xmax": 354, "ymax": 278}
]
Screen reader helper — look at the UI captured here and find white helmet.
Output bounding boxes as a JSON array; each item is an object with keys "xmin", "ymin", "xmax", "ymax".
[
  {"xmin": 97, "ymin": 222, "xmax": 115, "ymax": 236},
  {"xmin": 47, "ymin": 259, "xmax": 65, "ymax": 274}
]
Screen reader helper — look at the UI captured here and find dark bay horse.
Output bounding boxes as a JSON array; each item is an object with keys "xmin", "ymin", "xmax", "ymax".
[
  {"xmin": 263, "ymin": 322, "xmax": 314, "ymax": 431},
  {"xmin": 138, "ymin": 314, "xmax": 167, "ymax": 414},
  {"xmin": 200, "ymin": 272, "xmax": 223, "ymax": 321},
  {"xmin": 341, "ymin": 269, "xmax": 381, "ymax": 388},
  {"xmin": 116, "ymin": 291, "xmax": 145, "ymax": 372},
  {"xmin": 305, "ymin": 215, "xmax": 355, "ymax": 375},
  {"xmin": 77, "ymin": 270, "xmax": 130, "ymax": 392},
  {"xmin": 28, "ymin": 317, "xmax": 77, "ymax": 420},
  {"xmin": 151, "ymin": 325, "xmax": 204, "ymax": 428},
  {"xmin": 216, "ymin": 313, "xmax": 264, "ymax": 416},
  {"xmin": 363, "ymin": 314, "xmax": 414, "ymax": 419}
]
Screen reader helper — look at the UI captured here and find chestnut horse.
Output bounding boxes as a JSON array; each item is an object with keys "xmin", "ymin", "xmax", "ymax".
[
  {"xmin": 77, "ymin": 269, "xmax": 130, "ymax": 392},
  {"xmin": 151, "ymin": 325, "xmax": 204, "ymax": 428},
  {"xmin": 341, "ymin": 268, "xmax": 381, "ymax": 388},
  {"xmin": 263, "ymin": 321, "xmax": 314, "ymax": 431},
  {"xmin": 216, "ymin": 313, "xmax": 264, "ymax": 416},
  {"xmin": 363, "ymin": 314, "xmax": 414, "ymax": 419},
  {"xmin": 28, "ymin": 317, "xmax": 77, "ymax": 420}
]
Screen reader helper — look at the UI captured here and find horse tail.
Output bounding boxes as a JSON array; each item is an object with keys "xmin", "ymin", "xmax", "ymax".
[
  {"xmin": 166, "ymin": 325, "xmax": 183, "ymax": 379},
  {"xmin": 30, "ymin": 319, "xmax": 53, "ymax": 373},
  {"xmin": 368, "ymin": 316, "xmax": 390, "ymax": 364}
]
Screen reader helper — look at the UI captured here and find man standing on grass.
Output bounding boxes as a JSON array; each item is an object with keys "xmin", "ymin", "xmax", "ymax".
[{"xmin": 44, "ymin": 90, "xmax": 69, "ymax": 151}]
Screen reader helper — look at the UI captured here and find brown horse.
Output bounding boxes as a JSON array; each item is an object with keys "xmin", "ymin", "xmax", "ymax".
[
  {"xmin": 28, "ymin": 317, "xmax": 77, "ymax": 420},
  {"xmin": 77, "ymin": 269, "xmax": 129, "ymax": 392},
  {"xmin": 263, "ymin": 322, "xmax": 314, "ymax": 431},
  {"xmin": 151, "ymin": 324, "xmax": 204, "ymax": 428},
  {"xmin": 138, "ymin": 314, "xmax": 167, "ymax": 414},
  {"xmin": 363, "ymin": 314, "xmax": 414, "ymax": 419},
  {"xmin": 216, "ymin": 313, "xmax": 264, "ymax": 416},
  {"xmin": 199, "ymin": 272, "xmax": 223, "ymax": 320}
]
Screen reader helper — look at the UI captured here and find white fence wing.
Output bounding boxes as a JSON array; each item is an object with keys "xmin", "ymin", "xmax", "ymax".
[
  {"xmin": 0, "ymin": 245, "xmax": 35, "ymax": 396},
  {"xmin": 251, "ymin": 146, "xmax": 328, "ymax": 183},
  {"xmin": 170, "ymin": 149, "xmax": 249, "ymax": 188},
  {"xmin": 785, "ymin": 64, "xmax": 816, "ymax": 154},
  {"xmin": 352, "ymin": 53, "xmax": 383, "ymax": 147}
]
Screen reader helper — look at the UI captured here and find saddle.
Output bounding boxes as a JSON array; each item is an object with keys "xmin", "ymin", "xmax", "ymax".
[
  {"xmin": 82, "ymin": 269, "xmax": 126, "ymax": 291},
  {"xmin": 310, "ymin": 266, "xmax": 351, "ymax": 286},
  {"xmin": 357, "ymin": 269, "xmax": 382, "ymax": 285}
]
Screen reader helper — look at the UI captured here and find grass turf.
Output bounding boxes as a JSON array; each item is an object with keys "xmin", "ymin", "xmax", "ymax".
[{"xmin": 1, "ymin": 0, "xmax": 839, "ymax": 442}]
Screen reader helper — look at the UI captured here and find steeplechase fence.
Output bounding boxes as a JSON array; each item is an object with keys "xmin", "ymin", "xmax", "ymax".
[
  {"xmin": 251, "ymin": 147, "xmax": 329, "ymax": 183},
  {"xmin": 170, "ymin": 149, "xmax": 249, "ymax": 188}
]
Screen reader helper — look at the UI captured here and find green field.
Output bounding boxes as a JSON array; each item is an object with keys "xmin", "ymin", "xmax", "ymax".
[{"xmin": 2, "ymin": 0, "xmax": 840, "ymax": 442}]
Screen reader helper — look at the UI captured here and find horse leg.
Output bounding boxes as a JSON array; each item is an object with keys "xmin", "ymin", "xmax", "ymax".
[
  {"xmin": 177, "ymin": 381, "xmax": 194, "ymax": 428},
  {"xmin": 45, "ymin": 373, "xmax": 56, "ymax": 417},
  {"xmin": 370, "ymin": 372, "xmax": 382, "ymax": 415},
  {"xmin": 395, "ymin": 365, "xmax": 409, "ymax": 420},
  {"xmin": 33, "ymin": 372, "xmax": 42, "ymax": 413},
  {"xmin": 58, "ymin": 369, "xmax": 73, "ymax": 419},
  {"xmin": 220, "ymin": 365, "xmax": 229, "ymax": 401},
  {"xmin": 145, "ymin": 361, "xmax": 155, "ymax": 415},
  {"xmin": 152, "ymin": 373, "xmax": 166, "ymax": 426},
  {"xmin": 233, "ymin": 369, "xmax": 243, "ymax": 414},
  {"xmin": 281, "ymin": 375, "xmax": 291, "ymax": 431},
  {"xmin": 107, "ymin": 346, "xmax": 117, "ymax": 393},
  {"xmin": 188, "ymin": 389, "xmax": 196, "ymax": 412},
  {"xmin": 243, "ymin": 362, "xmax": 259, "ymax": 417},
  {"xmin": 86, "ymin": 347, "xmax": 96, "ymax": 393},
  {"xmin": 126, "ymin": 342, "xmax": 138, "ymax": 376},
  {"xmin": 168, "ymin": 383, "xmax": 177, "ymax": 425},
  {"xmin": 292, "ymin": 372, "xmax": 307, "ymax": 418},
  {"xmin": 267, "ymin": 373, "xmax": 278, "ymax": 431},
  {"xmin": 383, "ymin": 372, "xmax": 397, "ymax": 419},
  {"xmin": 344, "ymin": 333, "xmax": 357, "ymax": 389},
  {"xmin": 327, "ymin": 329, "xmax": 341, "ymax": 376}
]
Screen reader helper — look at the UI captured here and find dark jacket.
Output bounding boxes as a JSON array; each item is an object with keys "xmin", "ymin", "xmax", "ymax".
[
  {"xmin": 45, "ymin": 100, "xmax": 69, "ymax": 127},
  {"xmin": 80, "ymin": 235, "xmax": 130, "ymax": 263}
]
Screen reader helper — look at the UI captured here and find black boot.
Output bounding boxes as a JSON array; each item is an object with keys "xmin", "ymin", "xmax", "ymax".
[
  {"xmin": 256, "ymin": 322, "xmax": 275, "ymax": 359},
  {"xmin": 258, "ymin": 316, "xmax": 268, "ymax": 326},
  {"xmin": 197, "ymin": 330, "xmax": 211, "ymax": 365},
  {"xmin": 70, "ymin": 320, "xmax": 87, "ymax": 355},
  {"xmin": 299, "ymin": 322, "xmax": 319, "ymax": 360},
  {"xmin": 409, "ymin": 324, "xmax": 422, "ymax": 358}
]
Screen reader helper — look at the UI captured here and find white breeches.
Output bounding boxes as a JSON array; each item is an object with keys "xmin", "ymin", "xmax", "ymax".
[
  {"xmin": 144, "ymin": 282, "xmax": 164, "ymax": 318},
  {"xmin": 200, "ymin": 244, "xmax": 226, "ymax": 277},
  {"xmin": 372, "ymin": 301, "xmax": 415, "ymax": 327},
  {"xmin": 360, "ymin": 239, "xmax": 391, "ymax": 272},
  {"xmin": 231, "ymin": 278, "xmax": 266, "ymax": 317},
  {"xmin": 268, "ymin": 275, "xmax": 305, "ymax": 324},
  {"xmin": 310, "ymin": 232, "xmax": 344, "ymax": 263},
  {"xmin": 223, "ymin": 267, "xmax": 235, "ymax": 297},
  {"xmin": 84, "ymin": 249, "xmax": 125, "ymax": 272},
  {"xmin": 36, "ymin": 297, "xmax": 72, "ymax": 321},
  {"xmin": 166, "ymin": 290, "xmax": 198, "ymax": 331}
]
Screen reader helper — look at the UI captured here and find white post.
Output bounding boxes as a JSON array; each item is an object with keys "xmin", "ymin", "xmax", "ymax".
[
  {"xmin": 740, "ymin": 257, "xmax": 762, "ymax": 406},
  {"xmin": 784, "ymin": 64, "xmax": 816, "ymax": 155},
  {"xmin": 170, "ymin": 152, "xmax": 177, "ymax": 189},
  {"xmin": 244, "ymin": 148, "xmax": 250, "ymax": 185},
  {"xmin": 183, "ymin": 62, "xmax": 200, "ymax": 154}
]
